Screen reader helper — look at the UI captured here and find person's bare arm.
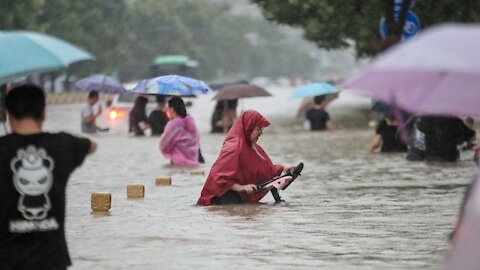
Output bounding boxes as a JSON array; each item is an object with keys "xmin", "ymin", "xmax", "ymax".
[
  {"xmin": 282, "ymin": 164, "xmax": 294, "ymax": 174},
  {"xmin": 139, "ymin": 121, "xmax": 149, "ymax": 130},
  {"xmin": 326, "ymin": 120, "xmax": 335, "ymax": 130},
  {"xmin": 88, "ymin": 140, "xmax": 97, "ymax": 154},
  {"xmin": 85, "ymin": 107, "xmax": 102, "ymax": 123},
  {"xmin": 221, "ymin": 113, "xmax": 229, "ymax": 133},
  {"xmin": 370, "ymin": 134, "xmax": 382, "ymax": 153},
  {"xmin": 231, "ymin": 183, "xmax": 257, "ymax": 193}
]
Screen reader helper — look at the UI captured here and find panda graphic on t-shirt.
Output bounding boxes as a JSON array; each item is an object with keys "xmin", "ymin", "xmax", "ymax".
[{"xmin": 10, "ymin": 145, "xmax": 54, "ymax": 220}]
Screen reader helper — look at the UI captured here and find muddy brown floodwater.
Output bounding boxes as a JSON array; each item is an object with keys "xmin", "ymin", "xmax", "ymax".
[{"xmin": 8, "ymin": 87, "xmax": 476, "ymax": 269}]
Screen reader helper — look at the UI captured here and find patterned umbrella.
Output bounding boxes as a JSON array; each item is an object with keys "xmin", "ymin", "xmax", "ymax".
[{"xmin": 128, "ymin": 75, "xmax": 210, "ymax": 96}]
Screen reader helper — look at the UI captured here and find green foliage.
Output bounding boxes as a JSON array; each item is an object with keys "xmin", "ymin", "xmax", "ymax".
[
  {"xmin": 0, "ymin": 0, "xmax": 45, "ymax": 29},
  {"xmin": 252, "ymin": 0, "xmax": 480, "ymax": 57},
  {"xmin": 0, "ymin": 0, "xmax": 317, "ymax": 83}
]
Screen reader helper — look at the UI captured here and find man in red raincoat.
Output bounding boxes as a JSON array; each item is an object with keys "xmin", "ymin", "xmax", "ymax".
[{"xmin": 197, "ymin": 110, "xmax": 293, "ymax": 205}]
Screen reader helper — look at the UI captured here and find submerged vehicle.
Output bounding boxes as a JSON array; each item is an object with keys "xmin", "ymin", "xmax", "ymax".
[{"xmin": 257, "ymin": 162, "xmax": 304, "ymax": 202}]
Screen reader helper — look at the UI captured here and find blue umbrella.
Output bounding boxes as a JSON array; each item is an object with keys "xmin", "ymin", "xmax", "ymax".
[
  {"xmin": 129, "ymin": 75, "xmax": 210, "ymax": 96},
  {"xmin": 291, "ymin": 82, "xmax": 338, "ymax": 99},
  {"xmin": 0, "ymin": 31, "xmax": 94, "ymax": 85},
  {"xmin": 75, "ymin": 74, "xmax": 125, "ymax": 93}
]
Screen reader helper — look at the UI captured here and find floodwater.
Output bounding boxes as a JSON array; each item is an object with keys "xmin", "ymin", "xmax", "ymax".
[{"xmin": 26, "ymin": 87, "xmax": 480, "ymax": 269}]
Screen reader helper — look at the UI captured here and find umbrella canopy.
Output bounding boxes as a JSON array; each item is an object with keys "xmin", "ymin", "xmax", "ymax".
[
  {"xmin": 340, "ymin": 23, "xmax": 480, "ymax": 116},
  {"xmin": 128, "ymin": 75, "xmax": 210, "ymax": 96},
  {"xmin": 75, "ymin": 74, "xmax": 125, "ymax": 93},
  {"xmin": 443, "ymin": 175, "xmax": 480, "ymax": 270},
  {"xmin": 212, "ymin": 84, "xmax": 271, "ymax": 101},
  {"xmin": 291, "ymin": 82, "xmax": 338, "ymax": 99},
  {"xmin": 208, "ymin": 79, "xmax": 249, "ymax": 91},
  {"xmin": 0, "ymin": 31, "xmax": 94, "ymax": 85}
]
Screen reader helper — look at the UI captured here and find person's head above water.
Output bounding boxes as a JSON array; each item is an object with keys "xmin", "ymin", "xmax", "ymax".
[
  {"xmin": 313, "ymin": 94, "xmax": 326, "ymax": 105},
  {"xmin": 167, "ymin": 96, "xmax": 187, "ymax": 119},
  {"xmin": 156, "ymin": 94, "xmax": 166, "ymax": 105},
  {"xmin": 384, "ymin": 110, "xmax": 396, "ymax": 121},
  {"xmin": 6, "ymin": 84, "xmax": 45, "ymax": 121},
  {"xmin": 250, "ymin": 125, "xmax": 264, "ymax": 143},
  {"xmin": 87, "ymin": 90, "xmax": 99, "ymax": 105},
  {"xmin": 132, "ymin": 95, "xmax": 148, "ymax": 113},
  {"xmin": 226, "ymin": 99, "xmax": 238, "ymax": 109},
  {"xmin": 228, "ymin": 110, "xmax": 270, "ymax": 144}
]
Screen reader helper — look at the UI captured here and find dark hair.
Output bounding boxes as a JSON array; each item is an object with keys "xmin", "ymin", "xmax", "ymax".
[
  {"xmin": 384, "ymin": 109, "xmax": 396, "ymax": 120},
  {"xmin": 156, "ymin": 95, "xmax": 166, "ymax": 104},
  {"xmin": 314, "ymin": 95, "xmax": 326, "ymax": 105},
  {"xmin": 168, "ymin": 96, "xmax": 187, "ymax": 118},
  {"xmin": 226, "ymin": 99, "xmax": 238, "ymax": 109},
  {"xmin": 6, "ymin": 84, "xmax": 46, "ymax": 120},
  {"xmin": 88, "ymin": 90, "xmax": 99, "ymax": 99},
  {"xmin": 133, "ymin": 96, "xmax": 148, "ymax": 111}
]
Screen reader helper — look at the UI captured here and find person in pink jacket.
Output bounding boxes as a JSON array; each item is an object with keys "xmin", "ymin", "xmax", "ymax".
[{"xmin": 159, "ymin": 97, "xmax": 200, "ymax": 165}]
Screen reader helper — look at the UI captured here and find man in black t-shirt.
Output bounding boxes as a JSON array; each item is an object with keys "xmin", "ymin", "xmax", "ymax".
[
  {"xmin": 305, "ymin": 95, "xmax": 334, "ymax": 131},
  {"xmin": 0, "ymin": 85, "xmax": 97, "ymax": 269}
]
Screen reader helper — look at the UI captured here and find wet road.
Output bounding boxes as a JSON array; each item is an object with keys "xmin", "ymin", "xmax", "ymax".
[{"xmin": 28, "ymin": 87, "xmax": 480, "ymax": 269}]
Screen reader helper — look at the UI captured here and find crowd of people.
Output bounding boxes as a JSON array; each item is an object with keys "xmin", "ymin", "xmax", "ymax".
[
  {"xmin": 0, "ymin": 84, "xmax": 294, "ymax": 268},
  {"xmin": 367, "ymin": 101, "xmax": 476, "ymax": 163},
  {"xmin": 1, "ymin": 83, "xmax": 479, "ymax": 269},
  {"xmin": 81, "ymin": 90, "xmax": 478, "ymax": 165}
]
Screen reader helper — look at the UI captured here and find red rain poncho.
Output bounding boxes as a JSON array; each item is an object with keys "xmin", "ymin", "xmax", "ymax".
[{"xmin": 197, "ymin": 110, "xmax": 284, "ymax": 206}]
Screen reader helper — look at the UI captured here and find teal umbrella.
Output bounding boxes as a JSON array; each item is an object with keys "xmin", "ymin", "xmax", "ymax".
[
  {"xmin": 0, "ymin": 31, "xmax": 94, "ymax": 85},
  {"xmin": 291, "ymin": 82, "xmax": 338, "ymax": 99}
]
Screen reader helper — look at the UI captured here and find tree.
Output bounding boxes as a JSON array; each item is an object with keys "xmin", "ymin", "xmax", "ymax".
[
  {"xmin": 121, "ymin": 0, "xmax": 317, "ymax": 80},
  {"xmin": 251, "ymin": 0, "xmax": 480, "ymax": 57},
  {"xmin": 0, "ymin": 0, "xmax": 319, "ymax": 86},
  {"xmin": 0, "ymin": 0, "xmax": 45, "ymax": 29},
  {"xmin": 0, "ymin": 0, "xmax": 128, "ymax": 90}
]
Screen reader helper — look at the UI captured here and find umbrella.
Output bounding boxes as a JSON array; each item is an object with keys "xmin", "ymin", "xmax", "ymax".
[
  {"xmin": 128, "ymin": 75, "xmax": 210, "ymax": 96},
  {"xmin": 443, "ymin": 175, "xmax": 480, "ymax": 270},
  {"xmin": 208, "ymin": 79, "xmax": 249, "ymax": 91},
  {"xmin": 75, "ymin": 74, "xmax": 125, "ymax": 93},
  {"xmin": 212, "ymin": 84, "xmax": 271, "ymax": 101},
  {"xmin": 0, "ymin": 31, "xmax": 94, "ymax": 85},
  {"xmin": 340, "ymin": 23, "xmax": 480, "ymax": 117},
  {"xmin": 291, "ymin": 82, "xmax": 338, "ymax": 99}
]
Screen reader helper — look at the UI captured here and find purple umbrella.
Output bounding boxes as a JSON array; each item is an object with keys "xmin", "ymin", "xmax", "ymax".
[
  {"xmin": 443, "ymin": 174, "xmax": 480, "ymax": 270},
  {"xmin": 341, "ymin": 23, "xmax": 480, "ymax": 116},
  {"xmin": 75, "ymin": 74, "xmax": 125, "ymax": 93}
]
